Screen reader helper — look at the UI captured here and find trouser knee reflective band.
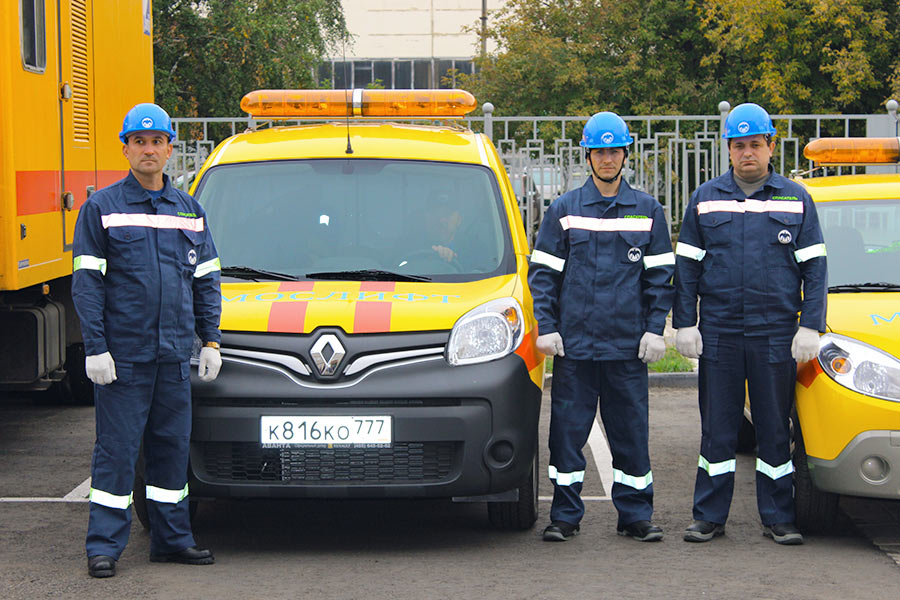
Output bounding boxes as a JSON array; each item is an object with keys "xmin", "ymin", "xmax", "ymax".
[
  {"xmin": 548, "ymin": 357, "xmax": 653, "ymax": 527},
  {"xmin": 692, "ymin": 332, "xmax": 796, "ymax": 526},
  {"xmin": 86, "ymin": 361, "xmax": 196, "ymax": 559}
]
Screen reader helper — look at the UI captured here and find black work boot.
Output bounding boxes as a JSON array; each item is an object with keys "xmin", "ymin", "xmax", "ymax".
[
  {"xmin": 149, "ymin": 545, "xmax": 215, "ymax": 565},
  {"xmin": 683, "ymin": 520, "xmax": 725, "ymax": 542},
  {"xmin": 617, "ymin": 520, "xmax": 664, "ymax": 542},
  {"xmin": 88, "ymin": 555, "xmax": 116, "ymax": 578},
  {"xmin": 542, "ymin": 521, "xmax": 580, "ymax": 542},
  {"xmin": 763, "ymin": 522, "xmax": 804, "ymax": 545}
]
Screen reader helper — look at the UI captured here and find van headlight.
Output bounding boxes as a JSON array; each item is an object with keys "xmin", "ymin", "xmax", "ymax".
[
  {"xmin": 446, "ymin": 298, "xmax": 524, "ymax": 366},
  {"xmin": 818, "ymin": 333, "xmax": 900, "ymax": 402}
]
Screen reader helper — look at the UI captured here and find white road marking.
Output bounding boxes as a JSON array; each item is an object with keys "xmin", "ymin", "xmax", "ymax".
[
  {"xmin": 0, "ymin": 477, "xmax": 92, "ymax": 503},
  {"xmin": 588, "ymin": 417, "xmax": 614, "ymax": 496},
  {"xmin": 539, "ymin": 496, "xmax": 612, "ymax": 502}
]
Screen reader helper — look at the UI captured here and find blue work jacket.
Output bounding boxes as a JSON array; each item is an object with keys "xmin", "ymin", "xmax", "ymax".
[
  {"xmin": 673, "ymin": 168, "xmax": 827, "ymax": 335},
  {"xmin": 72, "ymin": 172, "xmax": 221, "ymax": 362},
  {"xmin": 528, "ymin": 179, "xmax": 675, "ymax": 360}
]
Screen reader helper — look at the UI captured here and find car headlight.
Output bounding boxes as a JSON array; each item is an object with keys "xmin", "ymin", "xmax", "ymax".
[
  {"xmin": 446, "ymin": 297, "xmax": 525, "ymax": 366},
  {"xmin": 818, "ymin": 333, "xmax": 900, "ymax": 402}
]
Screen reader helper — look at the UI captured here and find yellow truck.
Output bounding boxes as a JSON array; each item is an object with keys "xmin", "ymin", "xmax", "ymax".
[
  {"xmin": 0, "ymin": 1, "xmax": 153, "ymax": 401},
  {"xmin": 132, "ymin": 89, "xmax": 545, "ymax": 529},
  {"xmin": 789, "ymin": 137, "xmax": 900, "ymax": 529}
]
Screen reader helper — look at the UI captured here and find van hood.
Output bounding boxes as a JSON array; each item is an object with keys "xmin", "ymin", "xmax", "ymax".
[
  {"xmin": 219, "ymin": 275, "xmax": 520, "ymax": 334},
  {"xmin": 826, "ymin": 293, "xmax": 900, "ymax": 358}
]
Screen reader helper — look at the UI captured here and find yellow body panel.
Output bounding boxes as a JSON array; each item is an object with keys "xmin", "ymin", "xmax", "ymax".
[
  {"xmin": 0, "ymin": 1, "xmax": 152, "ymax": 292},
  {"xmin": 202, "ymin": 116, "xmax": 544, "ymax": 386},
  {"xmin": 793, "ymin": 171, "xmax": 900, "ymax": 461}
]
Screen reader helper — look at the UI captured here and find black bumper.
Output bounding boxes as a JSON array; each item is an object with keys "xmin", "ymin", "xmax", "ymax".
[{"xmin": 188, "ymin": 344, "xmax": 542, "ymax": 500}]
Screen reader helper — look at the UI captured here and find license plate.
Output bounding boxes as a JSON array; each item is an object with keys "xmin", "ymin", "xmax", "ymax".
[{"xmin": 260, "ymin": 416, "xmax": 392, "ymax": 448}]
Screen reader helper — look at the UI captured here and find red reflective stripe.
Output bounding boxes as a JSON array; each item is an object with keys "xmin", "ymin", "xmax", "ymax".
[
  {"xmin": 266, "ymin": 282, "xmax": 315, "ymax": 333},
  {"xmin": 15, "ymin": 170, "xmax": 126, "ymax": 215},
  {"xmin": 354, "ymin": 282, "xmax": 395, "ymax": 333},
  {"xmin": 797, "ymin": 359, "xmax": 822, "ymax": 388}
]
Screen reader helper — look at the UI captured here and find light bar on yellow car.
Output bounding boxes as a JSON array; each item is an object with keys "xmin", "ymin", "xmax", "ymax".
[
  {"xmin": 804, "ymin": 137, "xmax": 900, "ymax": 165},
  {"xmin": 241, "ymin": 89, "xmax": 478, "ymax": 119}
]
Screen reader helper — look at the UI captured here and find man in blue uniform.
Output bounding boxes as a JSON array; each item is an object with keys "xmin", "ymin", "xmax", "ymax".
[
  {"xmin": 529, "ymin": 112, "xmax": 674, "ymax": 542},
  {"xmin": 674, "ymin": 103, "xmax": 827, "ymax": 545},
  {"xmin": 73, "ymin": 103, "xmax": 223, "ymax": 577}
]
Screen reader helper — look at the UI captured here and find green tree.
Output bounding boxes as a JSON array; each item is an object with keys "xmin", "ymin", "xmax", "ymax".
[
  {"xmin": 462, "ymin": 0, "xmax": 900, "ymax": 116},
  {"xmin": 153, "ymin": 0, "xmax": 347, "ymax": 117}
]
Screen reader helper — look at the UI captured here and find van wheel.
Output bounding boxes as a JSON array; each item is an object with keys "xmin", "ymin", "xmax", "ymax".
[
  {"xmin": 793, "ymin": 409, "xmax": 838, "ymax": 532},
  {"xmin": 487, "ymin": 442, "xmax": 539, "ymax": 530}
]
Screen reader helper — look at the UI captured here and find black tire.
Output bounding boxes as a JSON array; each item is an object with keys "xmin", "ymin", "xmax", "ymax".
[
  {"xmin": 51, "ymin": 343, "xmax": 94, "ymax": 405},
  {"xmin": 487, "ymin": 442, "xmax": 539, "ymax": 530},
  {"xmin": 793, "ymin": 409, "xmax": 839, "ymax": 532},
  {"xmin": 736, "ymin": 414, "xmax": 756, "ymax": 453}
]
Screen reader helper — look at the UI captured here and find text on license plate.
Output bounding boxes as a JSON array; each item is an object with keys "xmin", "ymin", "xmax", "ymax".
[{"xmin": 260, "ymin": 416, "xmax": 392, "ymax": 447}]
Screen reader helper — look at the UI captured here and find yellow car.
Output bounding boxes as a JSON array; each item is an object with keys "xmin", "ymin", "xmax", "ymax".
[
  {"xmin": 790, "ymin": 138, "xmax": 900, "ymax": 530},
  {"xmin": 136, "ymin": 90, "xmax": 544, "ymax": 530}
]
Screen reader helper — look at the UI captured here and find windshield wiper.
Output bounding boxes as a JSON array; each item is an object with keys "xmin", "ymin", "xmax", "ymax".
[
  {"xmin": 305, "ymin": 269, "xmax": 431, "ymax": 282},
  {"xmin": 828, "ymin": 282, "xmax": 900, "ymax": 292},
  {"xmin": 221, "ymin": 265, "xmax": 299, "ymax": 281}
]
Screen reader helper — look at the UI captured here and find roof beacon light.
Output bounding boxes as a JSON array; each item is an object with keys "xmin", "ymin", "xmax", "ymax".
[
  {"xmin": 241, "ymin": 89, "xmax": 477, "ymax": 119},
  {"xmin": 804, "ymin": 137, "xmax": 900, "ymax": 165}
]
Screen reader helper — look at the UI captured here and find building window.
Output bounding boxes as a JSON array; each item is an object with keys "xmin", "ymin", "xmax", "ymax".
[
  {"xmin": 333, "ymin": 61, "xmax": 350, "ymax": 89},
  {"xmin": 20, "ymin": 0, "xmax": 46, "ymax": 72},
  {"xmin": 394, "ymin": 61, "xmax": 412, "ymax": 89},
  {"xmin": 413, "ymin": 60, "xmax": 432, "ymax": 89},
  {"xmin": 321, "ymin": 58, "xmax": 476, "ymax": 90},
  {"xmin": 374, "ymin": 61, "xmax": 392, "ymax": 88},
  {"xmin": 354, "ymin": 61, "xmax": 373, "ymax": 87}
]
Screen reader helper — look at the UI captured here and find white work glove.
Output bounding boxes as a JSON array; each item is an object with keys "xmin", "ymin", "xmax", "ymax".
[
  {"xmin": 675, "ymin": 326, "xmax": 703, "ymax": 359},
  {"xmin": 85, "ymin": 352, "xmax": 117, "ymax": 386},
  {"xmin": 536, "ymin": 332, "xmax": 565, "ymax": 357},
  {"xmin": 198, "ymin": 347, "xmax": 222, "ymax": 382},
  {"xmin": 638, "ymin": 332, "xmax": 666, "ymax": 364},
  {"xmin": 792, "ymin": 326, "xmax": 820, "ymax": 364}
]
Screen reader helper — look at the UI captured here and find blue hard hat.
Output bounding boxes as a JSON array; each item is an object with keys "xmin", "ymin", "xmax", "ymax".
[
  {"xmin": 580, "ymin": 111, "xmax": 634, "ymax": 148},
  {"xmin": 119, "ymin": 103, "xmax": 176, "ymax": 143},
  {"xmin": 723, "ymin": 103, "xmax": 777, "ymax": 139}
]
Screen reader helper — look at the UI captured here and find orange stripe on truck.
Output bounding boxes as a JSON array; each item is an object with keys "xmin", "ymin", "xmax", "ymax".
[
  {"xmin": 16, "ymin": 169, "xmax": 129, "ymax": 215},
  {"xmin": 267, "ymin": 282, "xmax": 315, "ymax": 333}
]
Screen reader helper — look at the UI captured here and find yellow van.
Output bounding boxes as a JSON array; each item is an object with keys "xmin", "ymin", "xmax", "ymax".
[
  {"xmin": 789, "ymin": 138, "xmax": 900, "ymax": 529},
  {"xmin": 140, "ymin": 90, "xmax": 544, "ymax": 529}
]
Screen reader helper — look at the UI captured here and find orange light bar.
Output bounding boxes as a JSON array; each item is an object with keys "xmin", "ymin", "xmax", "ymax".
[
  {"xmin": 804, "ymin": 137, "xmax": 900, "ymax": 165},
  {"xmin": 240, "ymin": 89, "xmax": 477, "ymax": 118}
]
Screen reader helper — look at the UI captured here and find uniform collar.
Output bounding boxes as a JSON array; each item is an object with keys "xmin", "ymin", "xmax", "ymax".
[
  {"xmin": 123, "ymin": 171, "xmax": 177, "ymax": 204},
  {"xmin": 582, "ymin": 178, "xmax": 638, "ymax": 207},
  {"xmin": 712, "ymin": 166, "xmax": 785, "ymax": 194}
]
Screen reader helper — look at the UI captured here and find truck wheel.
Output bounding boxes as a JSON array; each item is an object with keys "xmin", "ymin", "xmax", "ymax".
[
  {"xmin": 52, "ymin": 343, "xmax": 94, "ymax": 405},
  {"xmin": 793, "ymin": 409, "xmax": 838, "ymax": 532},
  {"xmin": 487, "ymin": 442, "xmax": 539, "ymax": 530}
]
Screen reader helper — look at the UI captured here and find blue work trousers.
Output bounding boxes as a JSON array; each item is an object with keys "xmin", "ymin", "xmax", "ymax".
[
  {"xmin": 548, "ymin": 357, "xmax": 653, "ymax": 528},
  {"xmin": 86, "ymin": 361, "xmax": 195, "ymax": 558},
  {"xmin": 692, "ymin": 332, "xmax": 796, "ymax": 526}
]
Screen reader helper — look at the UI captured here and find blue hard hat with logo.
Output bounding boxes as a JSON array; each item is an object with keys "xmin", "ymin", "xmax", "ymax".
[
  {"xmin": 723, "ymin": 103, "xmax": 777, "ymax": 139},
  {"xmin": 580, "ymin": 111, "xmax": 634, "ymax": 148},
  {"xmin": 119, "ymin": 103, "xmax": 176, "ymax": 143}
]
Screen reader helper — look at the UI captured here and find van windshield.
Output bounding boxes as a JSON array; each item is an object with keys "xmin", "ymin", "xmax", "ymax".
[
  {"xmin": 817, "ymin": 198, "xmax": 900, "ymax": 288},
  {"xmin": 194, "ymin": 159, "xmax": 514, "ymax": 282}
]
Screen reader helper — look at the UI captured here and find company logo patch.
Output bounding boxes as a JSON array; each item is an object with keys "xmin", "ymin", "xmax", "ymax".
[
  {"xmin": 627, "ymin": 247, "xmax": 643, "ymax": 262},
  {"xmin": 600, "ymin": 132, "xmax": 615, "ymax": 145},
  {"xmin": 188, "ymin": 249, "xmax": 197, "ymax": 265},
  {"xmin": 737, "ymin": 121, "xmax": 750, "ymax": 134},
  {"xmin": 141, "ymin": 117, "xmax": 154, "ymax": 128},
  {"xmin": 777, "ymin": 229, "xmax": 792, "ymax": 244}
]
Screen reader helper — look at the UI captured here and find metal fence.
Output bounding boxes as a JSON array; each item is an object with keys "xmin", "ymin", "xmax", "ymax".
[{"xmin": 166, "ymin": 102, "xmax": 900, "ymax": 241}]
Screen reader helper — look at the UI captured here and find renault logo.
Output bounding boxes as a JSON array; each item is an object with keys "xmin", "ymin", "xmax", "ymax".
[{"xmin": 310, "ymin": 334, "xmax": 345, "ymax": 376}]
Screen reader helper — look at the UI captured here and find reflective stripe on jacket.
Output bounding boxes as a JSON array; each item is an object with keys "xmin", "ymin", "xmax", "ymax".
[
  {"xmin": 673, "ymin": 168, "xmax": 827, "ymax": 334},
  {"xmin": 529, "ymin": 179, "xmax": 675, "ymax": 360},
  {"xmin": 72, "ymin": 172, "xmax": 221, "ymax": 361}
]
